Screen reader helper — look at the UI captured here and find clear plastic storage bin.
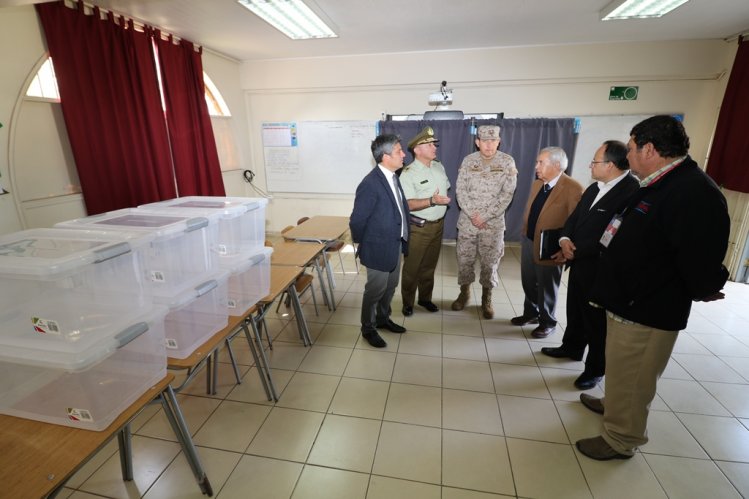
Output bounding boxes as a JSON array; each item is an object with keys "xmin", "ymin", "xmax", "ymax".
[
  {"xmin": 162, "ymin": 271, "xmax": 229, "ymax": 360},
  {"xmin": 0, "ymin": 306, "xmax": 168, "ymax": 431},
  {"xmin": 226, "ymin": 247, "xmax": 272, "ymax": 315},
  {"xmin": 139, "ymin": 196, "xmax": 268, "ymax": 268},
  {"xmin": 56, "ymin": 208, "xmax": 219, "ymax": 300},
  {"xmin": 0, "ymin": 228, "xmax": 152, "ymax": 344}
]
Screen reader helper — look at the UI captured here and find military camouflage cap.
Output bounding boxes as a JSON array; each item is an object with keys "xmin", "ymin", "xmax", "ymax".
[
  {"xmin": 477, "ymin": 125, "xmax": 501, "ymax": 140},
  {"xmin": 408, "ymin": 126, "xmax": 439, "ymax": 149}
]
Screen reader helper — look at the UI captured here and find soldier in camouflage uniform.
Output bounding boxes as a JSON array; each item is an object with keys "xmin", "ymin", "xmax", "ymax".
[{"xmin": 452, "ymin": 125, "xmax": 517, "ymax": 319}]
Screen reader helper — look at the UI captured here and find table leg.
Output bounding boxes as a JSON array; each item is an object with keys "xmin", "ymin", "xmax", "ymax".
[
  {"xmin": 313, "ymin": 258, "xmax": 335, "ymax": 312},
  {"xmin": 117, "ymin": 424, "xmax": 134, "ymax": 481},
  {"xmin": 244, "ymin": 320, "xmax": 279, "ymax": 401}
]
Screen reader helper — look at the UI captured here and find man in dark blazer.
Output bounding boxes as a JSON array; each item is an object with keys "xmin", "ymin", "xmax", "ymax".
[
  {"xmin": 350, "ymin": 134, "xmax": 410, "ymax": 348},
  {"xmin": 511, "ymin": 147, "xmax": 583, "ymax": 338},
  {"xmin": 542, "ymin": 140, "xmax": 640, "ymax": 390}
]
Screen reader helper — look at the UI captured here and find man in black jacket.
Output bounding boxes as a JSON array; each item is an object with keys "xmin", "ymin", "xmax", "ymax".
[
  {"xmin": 542, "ymin": 141, "xmax": 639, "ymax": 390},
  {"xmin": 576, "ymin": 116, "xmax": 730, "ymax": 461}
]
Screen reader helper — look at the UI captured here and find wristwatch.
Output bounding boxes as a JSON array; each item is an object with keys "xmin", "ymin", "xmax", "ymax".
[{"xmin": 429, "ymin": 196, "xmax": 435, "ymax": 207}]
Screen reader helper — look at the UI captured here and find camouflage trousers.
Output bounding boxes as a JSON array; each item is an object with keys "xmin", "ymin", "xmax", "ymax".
[{"xmin": 455, "ymin": 225, "xmax": 505, "ymax": 288}]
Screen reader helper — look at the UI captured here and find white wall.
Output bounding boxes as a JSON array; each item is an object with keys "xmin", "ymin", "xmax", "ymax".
[{"xmin": 240, "ymin": 39, "xmax": 735, "ymax": 232}]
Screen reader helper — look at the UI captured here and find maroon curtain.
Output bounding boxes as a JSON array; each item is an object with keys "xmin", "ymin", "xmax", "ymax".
[
  {"xmin": 706, "ymin": 37, "xmax": 749, "ymax": 193},
  {"xmin": 155, "ymin": 34, "xmax": 225, "ymax": 196},
  {"xmin": 35, "ymin": 1, "xmax": 176, "ymax": 214}
]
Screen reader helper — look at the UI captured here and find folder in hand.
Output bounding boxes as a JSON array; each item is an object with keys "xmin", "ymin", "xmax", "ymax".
[{"xmin": 539, "ymin": 228, "xmax": 563, "ymax": 260}]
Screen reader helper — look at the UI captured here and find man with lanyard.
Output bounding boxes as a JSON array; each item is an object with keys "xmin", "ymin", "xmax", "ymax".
[
  {"xmin": 576, "ymin": 115, "xmax": 730, "ymax": 460},
  {"xmin": 399, "ymin": 126, "xmax": 451, "ymax": 316}
]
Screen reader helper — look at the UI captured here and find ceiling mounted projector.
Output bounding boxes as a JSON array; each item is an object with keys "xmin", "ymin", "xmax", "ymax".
[{"xmin": 428, "ymin": 80, "xmax": 454, "ymax": 109}]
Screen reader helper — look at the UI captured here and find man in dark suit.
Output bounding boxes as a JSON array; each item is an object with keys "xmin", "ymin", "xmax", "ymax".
[
  {"xmin": 511, "ymin": 147, "xmax": 583, "ymax": 338},
  {"xmin": 350, "ymin": 134, "xmax": 410, "ymax": 348},
  {"xmin": 542, "ymin": 141, "xmax": 640, "ymax": 390}
]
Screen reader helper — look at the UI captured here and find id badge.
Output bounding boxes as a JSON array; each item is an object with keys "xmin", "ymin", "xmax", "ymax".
[{"xmin": 600, "ymin": 215, "xmax": 622, "ymax": 248}]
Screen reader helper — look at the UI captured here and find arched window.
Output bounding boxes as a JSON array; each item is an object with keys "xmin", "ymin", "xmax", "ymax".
[{"xmin": 26, "ymin": 56, "xmax": 230, "ymax": 117}]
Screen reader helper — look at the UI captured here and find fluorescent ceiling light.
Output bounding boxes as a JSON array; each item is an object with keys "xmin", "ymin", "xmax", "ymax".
[
  {"xmin": 238, "ymin": 0, "xmax": 337, "ymax": 40},
  {"xmin": 601, "ymin": 0, "xmax": 690, "ymax": 20}
]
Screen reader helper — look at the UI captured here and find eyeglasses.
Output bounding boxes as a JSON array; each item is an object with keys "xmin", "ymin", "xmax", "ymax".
[{"xmin": 589, "ymin": 160, "xmax": 609, "ymax": 165}]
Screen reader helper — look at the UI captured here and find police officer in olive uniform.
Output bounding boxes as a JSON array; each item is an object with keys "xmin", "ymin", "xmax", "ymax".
[
  {"xmin": 400, "ymin": 126, "xmax": 451, "ymax": 316},
  {"xmin": 453, "ymin": 125, "xmax": 517, "ymax": 319}
]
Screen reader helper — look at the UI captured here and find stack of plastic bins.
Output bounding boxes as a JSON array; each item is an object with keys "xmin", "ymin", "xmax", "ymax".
[
  {"xmin": 224, "ymin": 247, "xmax": 273, "ymax": 315},
  {"xmin": 55, "ymin": 208, "xmax": 229, "ymax": 360},
  {"xmin": 138, "ymin": 196, "xmax": 268, "ymax": 270},
  {"xmin": 0, "ymin": 228, "xmax": 168, "ymax": 431}
]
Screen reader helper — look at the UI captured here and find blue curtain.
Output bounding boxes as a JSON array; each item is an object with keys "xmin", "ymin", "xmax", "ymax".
[{"xmin": 379, "ymin": 118, "xmax": 576, "ymax": 241}]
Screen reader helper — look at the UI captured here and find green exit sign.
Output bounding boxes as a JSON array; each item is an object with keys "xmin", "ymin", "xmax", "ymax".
[{"xmin": 609, "ymin": 86, "xmax": 639, "ymax": 101}]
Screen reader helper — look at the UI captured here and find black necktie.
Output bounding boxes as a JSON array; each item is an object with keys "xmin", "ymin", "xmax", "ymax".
[{"xmin": 393, "ymin": 176, "xmax": 408, "ymax": 241}]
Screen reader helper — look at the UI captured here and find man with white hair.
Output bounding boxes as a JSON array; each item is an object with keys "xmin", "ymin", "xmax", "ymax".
[{"xmin": 511, "ymin": 147, "xmax": 583, "ymax": 338}]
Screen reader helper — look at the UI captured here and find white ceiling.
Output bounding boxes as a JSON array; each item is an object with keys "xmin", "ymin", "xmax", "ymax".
[{"xmin": 9, "ymin": 0, "xmax": 749, "ymax": 61}]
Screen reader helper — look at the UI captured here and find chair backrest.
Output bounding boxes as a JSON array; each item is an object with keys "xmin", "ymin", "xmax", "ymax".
[
  {"xmin": 297, "ymin": 217, "xmax": 310, "ymax": 225},
  {"xmin": 264, "ymin": 240, "xmax": 273, "ymax": 248},
  {"xmin": 281, "ymin": 225, "xmax": 294, "ymax": 234}
]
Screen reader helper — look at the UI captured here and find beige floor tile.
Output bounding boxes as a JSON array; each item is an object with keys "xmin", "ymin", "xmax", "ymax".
[
  {"xmin": 307, "ymin": 414, "xmax": 381, "ymax": 472},
  {"xmin": 441, "ymin": 488, "xmax": 514, "ymax": 498},
  {"xmin": 315, "ymin": 323, "xmax": 361, "ymax": 348},
  {"xmin": 80, "ymin": 435, "xmax": 181, "ymax": 498},
  {"xmin": 219, "ymin": 337, "xmax": 255, "ymax": 367},
  {"xmin": 344, "ymin": 349, "xmax": 396, "ymax": 381},
  {"xmin": 481, "ymin": 320, "xmax": 526, "ymax": 341},
  {"xmin": 490, "ymin": 362, "xmax": 551, "ymax": 399},
  {"xmin": 179, "ymin": 361, "xmax": 249, "ymax": 400},
  {"xmin": 672, "ymin": 333, "xmax": 713, "ymax": 355},
  {"xmin": 402, "ymin": 313, "xmax": 443, "ymax": 334},
  {"xmin": 577, "ymin": 453, "xmax": 666, "ymax": 499},
  {"xmin": 657, "ymin": 379, "xmax": 732, "ymax": 416},
  {"xmin": 142, "ymin": 447, "xmax": 240, "ymax": 499},
  {"xmin": 274, "ymin": 320, "xmax": 319, "ymax": 343},
  {"xmin": 67, "ymin": 492, "xmax": 108, "ymax": 499},
  {"xmin": 640, "ymin": 410, "xmax": 709, "ymax": 458},
  {"xmin": 291, "ymin": 465, "xmax": 369, "ymax": 499},
  {"xmin": 226, "ymin": 367, "xmax": 294, "ymax": 405},
  {"xmin": 327, "ymin": 306, "xmax": 364, "ymax": 327},
  {"xmin": 722, "ymin": 356, "xmax": 749, "ymax": 382},
  {"xmin": 716, "ymin": 461, "xmax": 749, "ymax": 498},
  {"xmin": 392, "ymin": 353, "xmax": 443, "ymax": 387},
  {"xmin": 541, "ymin": 367, "xmax": 604, "ymax": 401},
  {"xmin": 484, "ymin": 337, "xmax": 536, "ymax": 366},
  {"xmin": 265, "ymin": 342, "xmax": 310, "ymax": 370},
  {"xmin": 384, "ymin": 383, "xmax": 442, "ymax": 427},
  {"xmin": 498, "ymin": 394, "xmax": 568, "ymax": 443},
  {"xmin": 671, "ymin": 353, "xmax": 746, "ymax": 383},
  {"xmin": 276, "ymin": 371, "xmax": 340, "ymax": 412},
  {"xmin": 701, "ymin": 381, "xmax": 749, "ymax": 418},
  {"xmin": 218, "ymin": 455, "xmax": 302, "ymax": 499},
  {"xmin": 366, "ymin": 476, "xmax": 441, "ymax": 499},
  {"xmin": 677, "ymin": 413, "xmax": 749, "ymax": 461},
  {"xmin": 443, "ymin": 389, "xmax": 502, "ymax": 435},
  {"xmin": 372, "ymin": 422, "xmax": 441, "ymax": 484},
  {"xmin": 296, "ymin": 344, "xmax": 352, "ymax": 376},
  {"xmin": 355, "ymin": 330, "xmax": 402, "ymax": 353},
  {"xmin": 661, "ymin": 359, "xmax": 693, "ymax": 380},
  {"xmin": 135, "ymin": 401, "xmax": 209, "ymax": 442},
  {"xmin": 442, "ymin": 430, "xmax": 514, "ymax": 495},
  {"xmin": 443, "ymin": 358, "xmax": 494, "ymax": 393},
  {"xmin": 690, "ymin": 333, "xmax": 749, "ymax": 357},
  {"xmin": 64, "ymin": 439, "xmax": 119, "ymax": 489},
  {"xmin": 555, "ymin": 399, "xmax": 605, "ymax": 443},
  {"xmin": 442, "ymin": 314, "xmax": 483, "ymax": 336},
  {"xmin": 246, "ymin": 407, "xmax": 324, "ymax": 461},
  {"xmin": 328, "ymin": 377, "xmax": 389, "ymax": 419},
  {"xmin": 646, "ymin": 454, "xmax": 742, "ymax": 498},
  {"xmin": 192, "ymin": 400, "xmax": 271, "ymax": 452},
  {"xmin": 397, "ymin": 331, "xmax": 442, "ymax": 357},
  {"xmin": 443, "ymin": 334, "xmax": 488, "ymax": 361},
  {"xmin": 507, "ymin": 437, "xmax": 590, "ymax": 499}
]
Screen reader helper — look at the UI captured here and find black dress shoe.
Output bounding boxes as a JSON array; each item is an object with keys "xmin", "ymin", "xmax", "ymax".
[
  {"xmin": 376, "ymin": 319, "xmax": 406, "ymax": 333},
  {"xmin": 580, "ymin": 393, "xmax": 604, "ymax": 414},
  {"xmin": 531, "ymin": 325, "xmax": 556, "ymax": 338},
  {"xmin": 362, "ymin": 331, "xmax": 387, "ymax": 348},
  {"xmin": 576, "ymin": 436, "xmax": 633, "ymax": 461},
  {"xmin": 402, "ymin": 305, "xmax": 413, "ymax": 316},
  {"xmin": 574, "ymin": 373, "xmax": 603, "ymax": 390},
  {"xmin": 417, "ymin": 300, "xmax": 439, "ymax": 312},
  {"xmin": 510, "ymin": 315, "xmax": 539, "ymax": 326},
  {"xmin": 541, "ymin": 346, "xmax": 584, "ymax": 361}
]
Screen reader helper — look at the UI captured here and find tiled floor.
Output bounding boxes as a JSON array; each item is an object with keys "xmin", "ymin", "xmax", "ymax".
[{"xmin": 59, "ymin": 244, "xmax": 749, "ymax": 498}]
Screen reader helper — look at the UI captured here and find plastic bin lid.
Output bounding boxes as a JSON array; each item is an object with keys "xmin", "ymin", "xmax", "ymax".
[
  {"xmin": 0, "ymin": 305, "xmax": 168, "ymax": 372},
  {"xmin": 55, "ymin": 207, "xmax": 214, "ymax": 239},
  {"xmin": 227, "ymin": 247, "xmax": 273, "ymax": 275},
  {"xmin": 140, "ymin": 196, "xmax": 268, "ymax": 217},
  {"xmin": 0, "ymin": 228, "xmax": 147, "ymax": 278},
  {"xmin": 153, "ymin": 270, "xmax": 230, "ymax": 309}
]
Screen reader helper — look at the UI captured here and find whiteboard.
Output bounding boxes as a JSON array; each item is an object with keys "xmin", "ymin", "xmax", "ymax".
[
  {"xmin": 569, "ymin": 114, "xmax": 653, "ymax": 187},
  {"xmin": 261, "ymin": 121, "xmax": 377, "ymax": 193}
]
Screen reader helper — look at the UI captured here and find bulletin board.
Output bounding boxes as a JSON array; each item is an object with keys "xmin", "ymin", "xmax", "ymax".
[{"xmin": 261, "ymin": 121, "xmax": 377, "ymax": 194}]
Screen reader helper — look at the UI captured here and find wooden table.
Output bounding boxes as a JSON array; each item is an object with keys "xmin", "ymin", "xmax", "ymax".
[
  {"xmin": 270, "ymin": 240, "xmax": 332, "ymax": 311},
  {"xmin": 0, "ymin": 374, "xmax": 212, "ymax": 498},
  {"xmin": 256, "ymin": 265, "xmax": 312, "ymax": 347},
  {"xmin": 282, "ymin": 216, "xmax": 351, "ymax": 310}
]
